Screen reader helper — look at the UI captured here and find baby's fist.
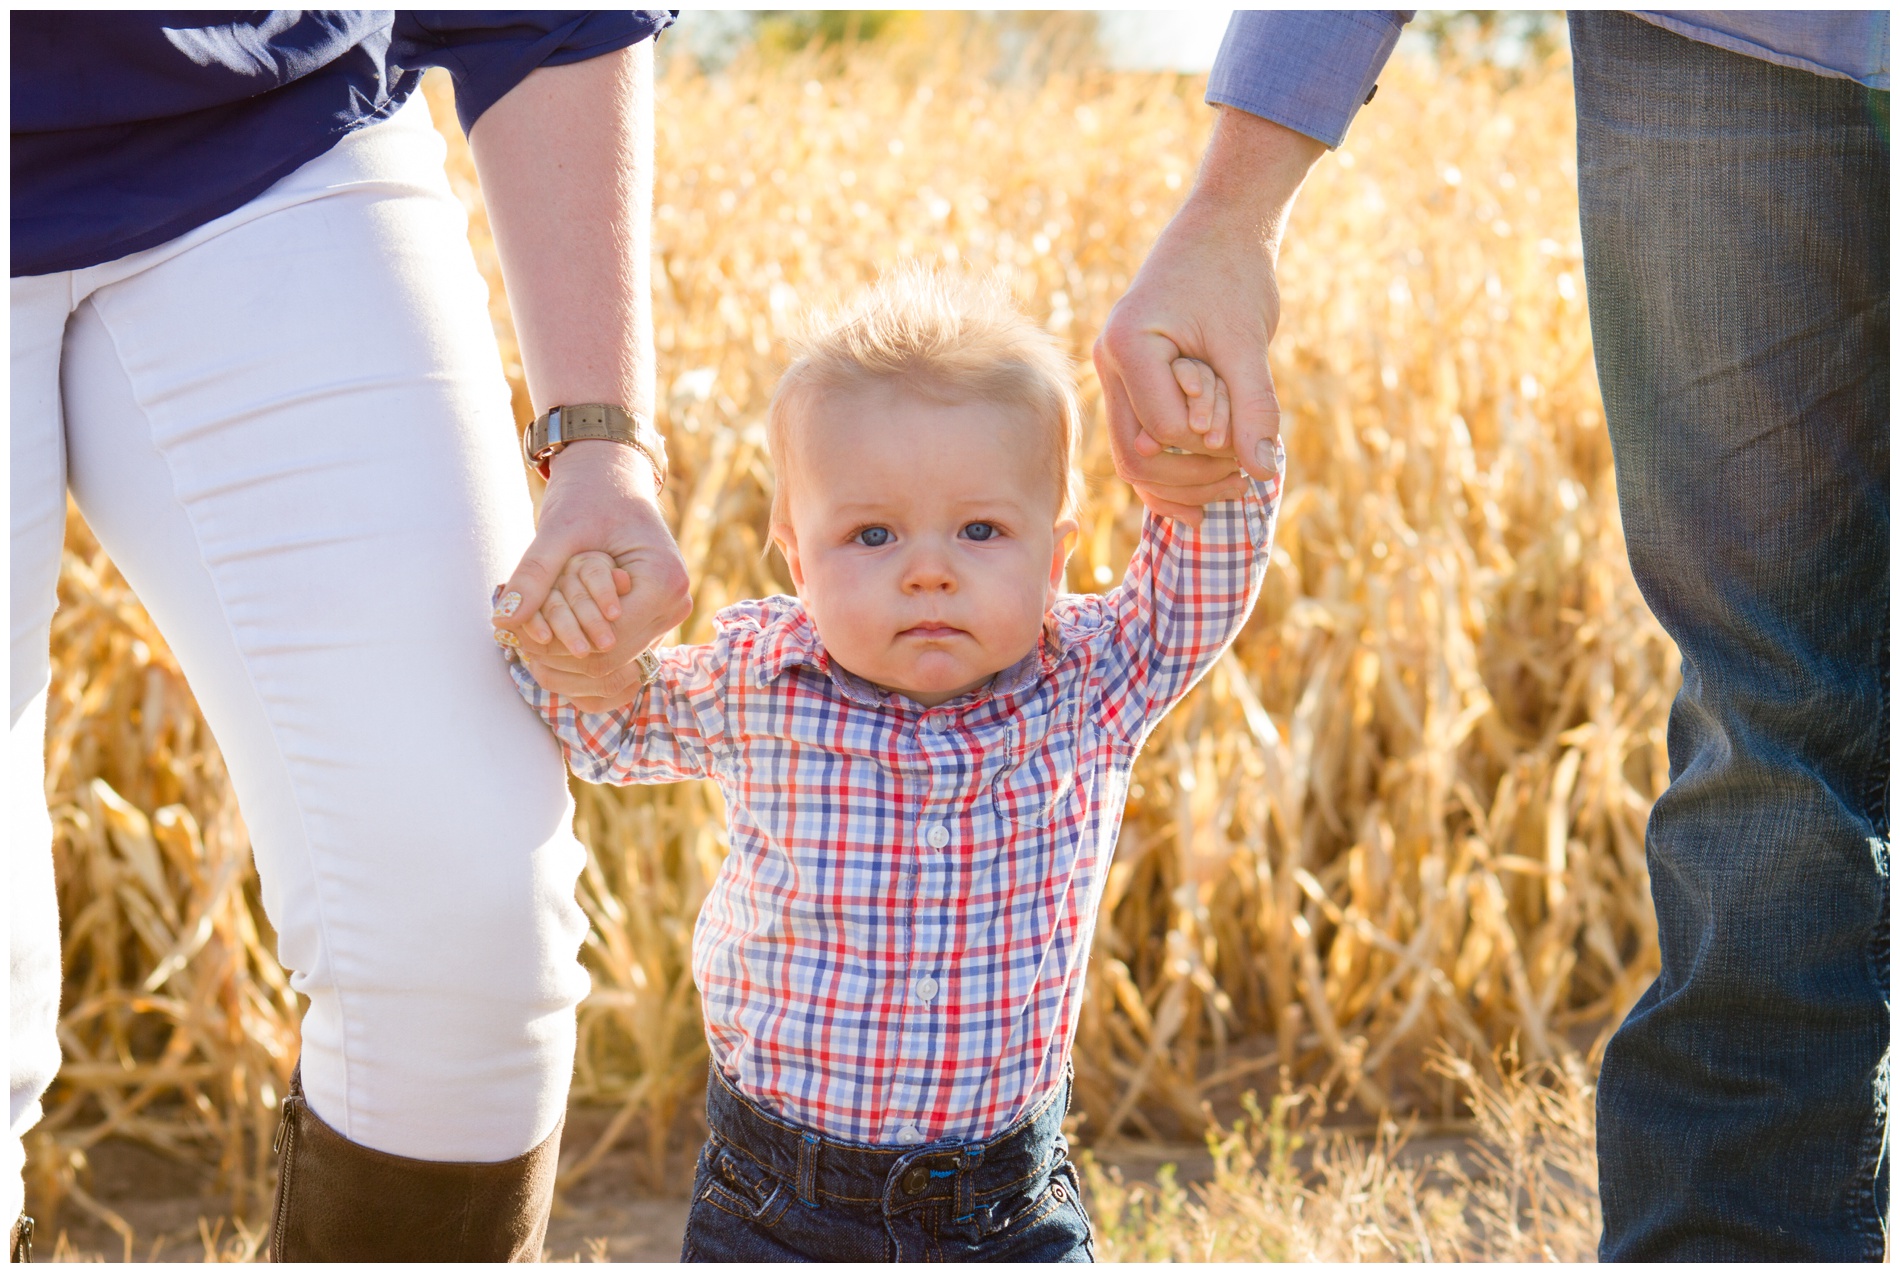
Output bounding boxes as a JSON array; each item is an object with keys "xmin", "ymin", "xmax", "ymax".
[
  {"xmin": 540, "ymin": 551, "xmax": 635, "ymax": 657},
  {"xmin": 1170, "ymin": 356, "xmax": 1233, "ymax": 453}
]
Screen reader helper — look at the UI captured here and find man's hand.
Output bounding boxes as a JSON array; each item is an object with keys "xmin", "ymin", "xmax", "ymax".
[
  {"xmin": 1095, "ymin": 107, "xmax": 1323, "ymax": 521},
  {"xmin": 492, "ymin": 442, "xmax": 689, "ymax": 712}
]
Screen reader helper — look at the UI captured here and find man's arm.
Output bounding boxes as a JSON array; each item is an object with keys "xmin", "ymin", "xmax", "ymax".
[
  {"xmin": 1095, "ymin": 11, "xmax": 1408, "ymax": 522},
  {"xmin": 476, "ymin": 40, "xmax": 692, "ymax": 712}
]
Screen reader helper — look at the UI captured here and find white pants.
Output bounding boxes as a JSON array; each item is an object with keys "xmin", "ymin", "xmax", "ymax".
[{"xmin": 8, "ymin": 98, "xmax": 591, "ymax": 1225}]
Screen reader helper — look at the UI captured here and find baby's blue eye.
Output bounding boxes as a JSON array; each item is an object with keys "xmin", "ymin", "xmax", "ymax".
[
  {"xmin": 855, "ymin": 526, "xmax": 892, "ymax": 547},
  {"xmin": 962, "ymin": 522, "xmax": 998, "ymax": 542}
]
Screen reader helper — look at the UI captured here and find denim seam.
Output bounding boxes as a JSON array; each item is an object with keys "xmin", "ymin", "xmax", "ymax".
[
  {"xmin": 1854, "ymin": 1090, "xmax": 1884, "ymax": 1260},
  {"xmin": 995, "ymin": 1175, "xmax": 1068, "ymax": 1232},
  {"xmin": 973, "ymin": 1157, "xmax": 1050, "ymax": 1203},
  {"xmin": 704, "ymin": 1138, "xmax": 885, "ymax": 1206},
  {"xmin": 1064, "ymin": 1164, "xmax": 1097, "ymax": 1249},
  {"xmin": 1867, "ymin": 594, "xmax": 1891, "ymax": 1259},
  {"xmin": 699, "ymin": 1179, "xmax": 789, "ymax": 1229},
  {"xmin": 1858, "ymin": 867, "xmax": 1892, "ymax": 1259},
  {"xmin": 1870, "ymin": 583, "xmax": 1890, "ymax": 839}
]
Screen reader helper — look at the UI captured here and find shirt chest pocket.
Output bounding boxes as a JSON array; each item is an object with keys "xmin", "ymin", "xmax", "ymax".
[{"xmin": 990, "ymin": 699, "xmax": 1083, "ymax": 828}]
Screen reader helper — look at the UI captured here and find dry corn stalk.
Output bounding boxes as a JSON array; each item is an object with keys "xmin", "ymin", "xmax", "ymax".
[{"xmin": 32, "ymin": 31, "xmax": 1671, "ymax": 1226}]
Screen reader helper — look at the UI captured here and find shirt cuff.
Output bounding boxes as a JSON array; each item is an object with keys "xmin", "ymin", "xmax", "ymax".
[{"xmin": 1206, "ymin": 10, "xmax": 1412, "ymax": 149}]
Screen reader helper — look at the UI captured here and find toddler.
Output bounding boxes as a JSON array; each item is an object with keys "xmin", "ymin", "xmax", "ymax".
[{"xmin": 499, "ymin": 267, "xmax": 1280, "ymax": 1262}]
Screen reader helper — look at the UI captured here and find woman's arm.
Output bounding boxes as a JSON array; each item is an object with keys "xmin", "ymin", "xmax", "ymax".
[{"xmin": 475, "ymin": 40, "xmax": 692, "ymax": 712}]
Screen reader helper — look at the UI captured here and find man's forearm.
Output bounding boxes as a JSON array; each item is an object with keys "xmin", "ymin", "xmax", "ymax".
[
  {"xmin": 1178, "ymin": 106, "xmax": 1327, "ymax": 266},
  {"xmin": 469, "ymin": 41, "xmax": 655, "ymax": 431}
]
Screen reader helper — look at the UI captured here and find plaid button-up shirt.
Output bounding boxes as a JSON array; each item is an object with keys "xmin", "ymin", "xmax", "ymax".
[{"xmin": 510, "ymin": 477, "xmax": 1278, "ymax": 1145}]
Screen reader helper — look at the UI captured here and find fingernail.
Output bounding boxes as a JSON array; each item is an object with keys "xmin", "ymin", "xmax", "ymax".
[
  {"xmin": 492, "ymin": 628, "xmax": 521, "ymax": 650},
  {"xmin": 1255, "ymin": 437, "xmax": 1286, "ymax": 475},
  {"xmin": 494, "ymin": 591, "xmax": 522, "ymax": 619}
]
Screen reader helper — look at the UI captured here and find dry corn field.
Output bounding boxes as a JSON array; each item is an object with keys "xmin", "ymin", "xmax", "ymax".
[{"xmin": 32, "ymin": 28, "xmax": 1673, "ymax": 1261}]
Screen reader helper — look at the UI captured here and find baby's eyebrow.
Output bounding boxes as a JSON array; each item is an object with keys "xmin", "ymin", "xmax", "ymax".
[
  {"xmin": 826, "ymin": 500, "xmax": 903, "ymax": 517},
  {"xmin": 824, "ymin": 496, "xmax": 1032, "ymax": 517}
]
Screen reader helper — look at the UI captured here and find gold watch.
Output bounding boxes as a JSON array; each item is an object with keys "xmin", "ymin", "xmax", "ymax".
[{"xmin": 523, "ymin": 404, "xmax": 667, "ymax": 490}]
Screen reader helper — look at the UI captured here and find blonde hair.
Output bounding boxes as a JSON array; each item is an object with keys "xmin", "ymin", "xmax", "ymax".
[{"xmin": 765, "ymin": 264, "xmax": 1083, "ymax": 528}]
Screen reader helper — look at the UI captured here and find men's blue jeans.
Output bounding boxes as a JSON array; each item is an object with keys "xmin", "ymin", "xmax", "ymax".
[
  {"xmin": 1570, "ymin": 12, "xmax": 1890, "ymax": 1261},
  {"xmin": 680, "ymin": 1065, "xmax": 1094, "ymax": 1262}
]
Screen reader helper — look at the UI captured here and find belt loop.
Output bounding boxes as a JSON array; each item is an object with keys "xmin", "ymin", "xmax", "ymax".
[
  {"xmin": 797, "ymin": 1131, "xmax": 821, "ymax": 1207},
  {"xmin": 955, "ymin": 1143, "xmax": 984, "ymax": 1218}
]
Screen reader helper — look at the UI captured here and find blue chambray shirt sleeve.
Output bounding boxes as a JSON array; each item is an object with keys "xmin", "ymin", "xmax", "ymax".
[{"xmin": 1206, "ymin": 10, "xmax": 1414, "ymax": 149}]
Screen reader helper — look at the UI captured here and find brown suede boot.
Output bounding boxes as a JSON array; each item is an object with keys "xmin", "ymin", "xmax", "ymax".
[
  {"xmin": 268, "ymin": 1069, "xmax": 561, "ymax": 1262},
  {"xmin": 9, "ymin": 1214, "xmax": 31, "ymax": 1263}
]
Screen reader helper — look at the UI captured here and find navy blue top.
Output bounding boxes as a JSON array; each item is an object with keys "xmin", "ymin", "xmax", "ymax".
[{"xmin": 11, "ymin": 11, "xmax": 672, "ymax": 277}]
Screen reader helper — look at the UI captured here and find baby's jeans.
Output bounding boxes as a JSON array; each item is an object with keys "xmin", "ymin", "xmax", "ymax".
[
  {"xmin": 8, "ymin": 92, "xmax": 591, "ymax": 1228},
  {"xmin": 681, "ymin": 1065, "xmax": 1095, "ymax": 1262}
]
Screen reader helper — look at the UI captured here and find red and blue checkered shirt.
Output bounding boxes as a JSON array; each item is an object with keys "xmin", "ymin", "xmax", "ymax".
[{"xmin": 509, "ymin": 476, "xmax": 1278, "ymax": 1145}]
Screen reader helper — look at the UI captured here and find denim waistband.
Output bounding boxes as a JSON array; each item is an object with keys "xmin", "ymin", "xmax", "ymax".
[{"xmin": 702, "ymin": 1065, "xmax": 1072, "ymax": 1220}]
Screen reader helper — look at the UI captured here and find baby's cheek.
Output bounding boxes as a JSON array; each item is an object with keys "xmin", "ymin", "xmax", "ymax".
[
  {"xmin": 983, "ymin": 574, "xmax": 1053, "ymax": 658},
  {"xmin": 805, "ymin": 587, "xmax": 888, "ymax": 667}
]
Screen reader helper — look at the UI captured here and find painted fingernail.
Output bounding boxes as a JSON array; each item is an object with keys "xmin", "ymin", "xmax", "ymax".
[
  {"xmin": 1255, "ymin": 437, "xmax": 1287, "ymax": 475},
  {"xmin": 492, "ymin": 628, "xmax": 521, "ymax": 650},
  {"xmin": 494, "ymin": 591, "xmax": 522, "ymax": 619}
]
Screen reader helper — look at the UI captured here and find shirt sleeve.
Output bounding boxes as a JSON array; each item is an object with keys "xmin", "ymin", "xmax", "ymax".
[
  {"xmin": 1086, "ymin": 475, "xmax": 1280, "ymax": 743},
  {"xmin": 1206, "ymin": 10, "xmax": 1413, "ymax": 149},
  {"xmin": 505, "ymin": 636, "xmax": 728, "ymax": 786},
  {"xmin": 395, "ymin": 11, "xmax": 674, "ymax": 135}
]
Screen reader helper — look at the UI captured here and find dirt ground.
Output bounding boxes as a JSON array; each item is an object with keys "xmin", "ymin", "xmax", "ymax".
[
  {"xmin": 32, "ymin": 1101, "xmax": 1240, "ymax": 1263},
  {"xmin": 32, "ymin": 1101, "xmax": 700, "ymax": 1263},
  {"xmin": 33, "ymin": 1096, "xmax": 1485, "ymax": 1262}
]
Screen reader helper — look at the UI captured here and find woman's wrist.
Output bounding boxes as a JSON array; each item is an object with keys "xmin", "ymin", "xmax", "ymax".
[{"xmin": 546, "ymin": 438, "xmax": 660, "ymax": 502}]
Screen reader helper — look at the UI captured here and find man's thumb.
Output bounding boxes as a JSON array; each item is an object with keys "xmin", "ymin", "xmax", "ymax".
[{"xmin": 1226, "ymin": 357, "xmax": 1285, "ymax": 481}]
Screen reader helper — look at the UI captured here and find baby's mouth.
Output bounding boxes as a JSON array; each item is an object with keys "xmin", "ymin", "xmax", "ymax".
[{"xmin": 899, "ymin": 623, "xmax": 967, "ymax": 640}]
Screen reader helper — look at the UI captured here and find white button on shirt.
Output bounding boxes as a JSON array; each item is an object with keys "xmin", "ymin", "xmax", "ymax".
[
  {"xmin": 922, "ymin": 823, "xmax": 949, "ymax": 849},
  {"xmin": 925, "ymin": 715, "xmax": 950, "ymax": 734},
  {"xmin": 894, "ymin": 1124, "xmax": 925, "ymax": 1144},
  {"xmin": 915, "ymin": 975, "xmax": 939, "ymax": 1002}
]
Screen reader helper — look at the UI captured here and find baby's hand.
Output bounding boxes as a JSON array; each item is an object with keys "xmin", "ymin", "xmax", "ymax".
[
  {"xmin": 538, "ymin": 551, "xmax": 635, "ymax": 658},
  {"xmin": 1171, "ymin": 356, "xmax": 1233, "ymax": 453}
]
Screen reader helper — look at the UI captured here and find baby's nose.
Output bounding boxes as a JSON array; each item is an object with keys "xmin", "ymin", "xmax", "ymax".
[{"xmin": 903, "ymin": 554, "xmax": 956, "ymax": 591}]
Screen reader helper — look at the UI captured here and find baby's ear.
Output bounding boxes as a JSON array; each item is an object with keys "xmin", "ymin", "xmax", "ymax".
[
  {"xmin": 771, "ymin": 522, "xmax": 806, "ymax": 589},
  {"xmin": 1049, "ymin": 517, "xmax": 1080, "ymax": 589}
]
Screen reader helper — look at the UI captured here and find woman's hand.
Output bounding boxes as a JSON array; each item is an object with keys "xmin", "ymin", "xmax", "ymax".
[
  {"xmin": 492, "ymin": 442, "xmax": 688, "ymax": 712},
  {"xmin": 473, "ymin": 42, "xmax": 687, "ymax": 711}
]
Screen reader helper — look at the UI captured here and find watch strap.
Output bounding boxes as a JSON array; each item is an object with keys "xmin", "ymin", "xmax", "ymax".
[{"xmin": 524, "ymin": 404, "xmax": 667, "ymax": 489}]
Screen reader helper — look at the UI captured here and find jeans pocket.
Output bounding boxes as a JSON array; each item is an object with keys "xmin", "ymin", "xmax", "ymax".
[
  {"xmin": 980, "ymin": 1164, "xmax": 1093, "ymax": 1261},
  {"xmin": 697, "ymin": 1143, "xmax": 792, "ymax": 1228}
]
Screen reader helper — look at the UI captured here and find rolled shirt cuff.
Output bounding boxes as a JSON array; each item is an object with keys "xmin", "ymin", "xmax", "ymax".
[{"xmin": 1206, "ymin": 10, "xmax": 1412, "ymax": 149}]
